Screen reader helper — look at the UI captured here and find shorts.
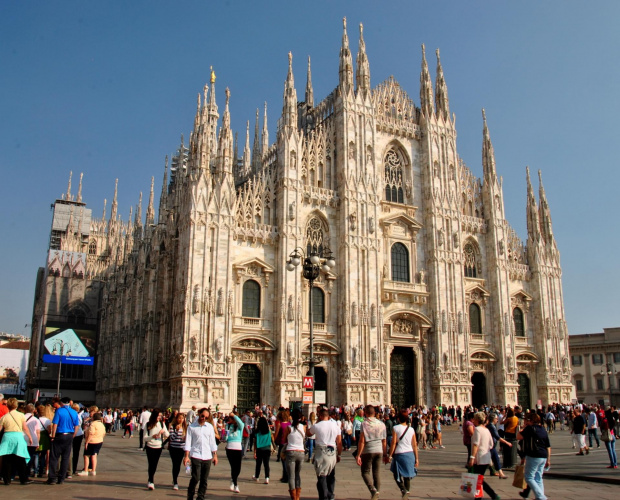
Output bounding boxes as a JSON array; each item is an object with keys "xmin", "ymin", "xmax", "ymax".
[
  {"xmin": 573, "ymin": 434, "xmax": 586, "ymax": 449},
  {"xmin": 84, "ymin": 443, "xmax": 103, "ymax": 456}
]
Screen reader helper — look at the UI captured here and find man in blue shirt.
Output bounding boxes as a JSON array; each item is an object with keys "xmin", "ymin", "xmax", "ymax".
[{"xmin": 47, "ymin": 396, "xmax": 81, "ymax": 485}]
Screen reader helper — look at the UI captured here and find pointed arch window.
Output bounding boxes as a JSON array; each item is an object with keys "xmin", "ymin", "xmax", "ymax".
[
  {"xmin": 464, "ymin": 243, "xmax": 478, "ymax": 278},
  {"xmin": 469, "ymin": 303, "xmax": 482, "ymax": 333},
  {"xmin": 311, "ymin": 287, "xmax": 325, "ymax": 324},
  {"xmin": 306, "ymin": 216, "xmax": 326, "ymax": 256},
  {"xmin": 88, "ymin": 240, "xmax": 97, "ymax": 255},
  {"xmin": 384, "ymin": 149, "xmax": 404, "ymax": 203},
  {"xmin": 391, "ymin": 243, "xmax": 410, "ymax": 282},
  {"xmin": 513, "ymin": 307, "xmax": 525, "ymax": 337},
  {"xmin": 242, "ymin": 280, "xmax": 261, "ymax": 318}
]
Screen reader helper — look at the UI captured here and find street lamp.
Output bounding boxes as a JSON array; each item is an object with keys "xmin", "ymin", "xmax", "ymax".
[
  {"xmin": 286, "ymin": 247, "xmax": 335, "ymax": 388},
  {"xmin": 600, "ymin": 359, "xmax": 618, "ymax": 406},
  {"xmin": 51, "ymin": 339, "xmax": 68, "ymax": 397}
]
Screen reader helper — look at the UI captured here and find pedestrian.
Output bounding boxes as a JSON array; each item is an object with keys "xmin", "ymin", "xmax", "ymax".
[
  {"xmin": 274, "ymin": 409, "xmax": 291, "ymax": 482},
  {"xmin": 71, "ymin": 403, "xmax": 85, "ymax": 476},
  {"xmin": 307, "ymin": 411, "xmax": 317, "ymax": 460},
  {"xmin": 355, "ymin": 405, "xmax": 387, "ymax": 500},
  {"xmin": 139, "ymin": 406, "xmax": 151, "ymax": 450},
  {"xmin": 0, "ymin": 397, "xmax": 34, "ymax": 485},
  {"xmin": 571, "ymin": 408, "xmax": 588, "ymax": 455},
  {"xmin": 306, "ymin": 408, "xmax": 342, "ymax": 500},
  {"xmin": 462, "ymin": 411, "xmax": 475, "ymax": 466},
  {"xmin": 252, "ymin": 413, "xmax": 274, "ymax": 484},
  {"xmin": 599, "ymin": 407, "xmax": 617, "ymax": 468},
  {"xmin": 586, "ymin": 408, "xmax": 600, "ymax": 449},
  {"xmin": 123, "ymin": 410, "xmax": 134, "ymax": 438},
  {"xmin": 47, "ymin": 396, "xmax": 80, "ymax": 485},
  {"xmin": 341, "ymin": 412, "xmax": 352, "ymax": 452},
  {"xmin": 283, "ymin": 408, "xmax": 305, "ymax": 500},
  {"xmin": 77, "ymin": 412, "xmax": 105, "ymax": 476},
  {"xmin": 167, "ymin": 412, "xmax": 187, "ymax": 490},
  {"xmin": 433, "ymin": 413, "xmax": 445, "ymax": 448},
  {"xmin": 502, "ymin": 407, "xmax": 519, "ymax": 469},
  {"xmin": 387, "ymin": 410, "xmax": 419, "ymax": 499},
  {"xmin": 35, "ymin": 404, "xmax": 53, "ymax": 477},
  {"xmin": 486, "ymin": 412, "xmax": 510, "ymax": 479},
  {"xmin": 224, "ymin": 411, "xmax": 245, "ymax": 493},
  {"xmin": 184, "ymin": 407, "xmax": 219, "ymax": 500},
  {"xmin": 186, "ymin": 405, "xmax": 197, "ymax": 425},
  {"xmin": 242, "ymin": 409, "xmax": 254, "ymax": 455},
  {"xmin": 467, "ymin": 412, "xmax": 501, "ymax": 500},
  {"xmin": 23, "ymin": 404, "xmax": 41, "ymax": 477},
  {"xmin": 144, "ymin": 408, "xmax": 169, "ymax": 490},
  {"xmin": 517, "ymin": 412, "xmax": 551, "ymax": 499},
  {"xmin": 352, "ymin": 408, "xmax": 364, "ymax": 457}
]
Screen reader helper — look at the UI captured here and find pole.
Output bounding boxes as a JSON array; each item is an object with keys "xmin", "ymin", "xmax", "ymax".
[
  {"xmin": 308, "ymin": 270, "xmax": 315, "ymax": 404},
  {"xmin": 56, "ymin": 341, "xmax": 63, "ymax": 396}
]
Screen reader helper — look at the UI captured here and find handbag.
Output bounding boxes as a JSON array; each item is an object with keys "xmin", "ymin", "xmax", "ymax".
[
  {"xmin": 601, "ymin": 428, "xmax": 612, "ymax": 443},
  {"xmin": 459, "ymin": 471, "xmax": 483, "ymax": 498},
  {"xmin": 280, "ymin": 447, "xmax": 287, "ymax": 461},
  {"xmin": 512, "ymin": 464, "xmax": 527, "ymax": 489}
]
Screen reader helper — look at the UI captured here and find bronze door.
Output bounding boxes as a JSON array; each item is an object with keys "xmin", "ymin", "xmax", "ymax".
[
  {"xmin": 517, "ymin": 373, "xmax": 531, "ymax": 410},
  {"xmin": 237, "ymin": 363, "xmax": 261, "ymax": 411},
  {"xmin": 390, "ymin": 347, "xmax": 415, "ymax": 408}
]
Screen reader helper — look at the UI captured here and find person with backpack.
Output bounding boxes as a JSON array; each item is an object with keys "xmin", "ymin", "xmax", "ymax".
[{"xmin": 517, "ymin": 412, "xmax": 551, "ymax": 499}]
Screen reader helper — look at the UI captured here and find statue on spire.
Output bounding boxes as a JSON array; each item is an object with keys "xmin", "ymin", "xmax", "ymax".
[{"xmin": 210, "ymin": 66, "xmax": 216, "ymax": 84}]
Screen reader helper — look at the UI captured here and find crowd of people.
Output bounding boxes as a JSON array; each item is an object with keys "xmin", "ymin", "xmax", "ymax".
[{"xmin": 0, "ymin": 393, "xmax": 618, "ymax": 500}]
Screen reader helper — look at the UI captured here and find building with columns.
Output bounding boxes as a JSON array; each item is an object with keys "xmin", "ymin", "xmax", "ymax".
[{"xmin": 31, "ymin": 19, "xmax": 573, "ymax": 410}]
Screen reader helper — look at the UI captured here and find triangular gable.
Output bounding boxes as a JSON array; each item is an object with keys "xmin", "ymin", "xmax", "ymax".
[
  {"xmin": 381, "ymin": 213, "xmax": 422, "ymax": 232},
  {"xmin": 465, "ymin": 283, "xmax": 490, "ymax": 297}
]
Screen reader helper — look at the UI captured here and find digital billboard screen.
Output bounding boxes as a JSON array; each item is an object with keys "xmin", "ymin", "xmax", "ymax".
[{"xmin": 42, "ymin": 324, "xmax": 96, "ymax": 366}]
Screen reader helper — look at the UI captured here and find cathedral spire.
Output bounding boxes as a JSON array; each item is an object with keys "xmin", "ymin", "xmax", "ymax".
[
  {"xmin": 261, "ymin": 101, "xmax": 269, "ymax": 156},
  {"xmin": 305, "ymin": 56, "xmax": 314, "ymax": 108},
  {"xmin": 146, "ymin": 176, "xmax": 155, "ymax": 226},
  {"xmin": 434, "ymin": 48, "xmax": 450, "ymax": 121},
  {"xmin": 77, "ymin": 173, "xmax": 83, "ymax": 203},
  {"xmin": 281, "ymin": 52, "xmax": 298, "ymax": 131},
  {"xmin": 110, "ymin": 178, "xmax": 118, "ymax": 224},
  {"xmin": 482, "ymin": 109, "xmax": 498, "ymax": 183},
  {"xmin": 356, "ymin": 23, "xmax": 370, "ymax": 94},
  {"xmin": 339, "ymin": 17, "xmax": 353, "ymax": 92},
  {"xmin": 159, "ymin": 156, "xmax": 168, "ymax": 223},
  {"xmin": 538, "ymin": 170, "xmax": 556, "ymax": 247},
  {"xmin": 65, "ymin": 171, "xmax": 73, "ymax": 201},
  {"xmin": 207, "ymin": 66, "xmax": 218, "ymax": 117},
  {"xmin": 525, "ymin": 167, "xmax": 540, "ymax": 243},
  {"xmin": 135, "ymin": 192, "xmax": 143, "ymax": 226},
  {"xmin": 102, "ymin": 198, "xmax": 107, "ymax": 221},
  {"xmin": 243, "ymin": 120, "xmax": 251, "ymax": 176},
  {"xmin": 252, "ymin": 108, "xmax": 261, "ymax": 173},
  {"xmin": 420, "ymin": 44, "xmax": 434, "ymax": 117},
  {"xmin": 216, "ymin": 88, "xmax": 234, "ymax": 174}
]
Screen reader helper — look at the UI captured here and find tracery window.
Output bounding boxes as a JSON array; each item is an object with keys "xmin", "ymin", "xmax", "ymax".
[
  {"xmin": 513, "ymin": 308, "xmax": 525, "ymax": 337},
  {"xmin": 88, "ymin": 240, "xmax": 97, "ymax": 255},
  {"xmin": 391, "ymin": 243, "xmax": 410, "ymax": 282},
  {"xmin": 469, "ymin": 303, "xmax": 482, "ymax": 333},
  {"xmin": 464, "ymin": 243, "xmax": 477, "ymax": 278},
  {"xmin": 311, "ymin": 287, "xmax": 325, "ymax": 324},
  {"xmin": 242, "ymin": 280, "xmax": 261, "ymax": 318},
  {"xmin": 384, "ymin": 149, "xmax": 404, "ymax": 203},
  {"xmin": 306, "ymin": 217, "xmax": 325, "ymax": 256}
]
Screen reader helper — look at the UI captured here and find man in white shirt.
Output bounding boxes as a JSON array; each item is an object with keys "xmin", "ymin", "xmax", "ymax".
[
  {"xmin": 184, "ymin": 407, "xmax": 218, "ymax": 500},
  {"xmin": 187, "ymin": 406, "xmax": 197, "ymax": 424},
  {"xmin": 307, "ymin": 408, "xmax": 342, "ymax": 500},
  {"xmin": 468, "ymin": 412, "xmax": 499, "ymax": 500},
  {"xmin": 139, "ymin": 407, "xmax": 151, "ymax": 450},
  {"xmin": 586, "ymin": 408, "xmax": 600, "ymax": 448}
]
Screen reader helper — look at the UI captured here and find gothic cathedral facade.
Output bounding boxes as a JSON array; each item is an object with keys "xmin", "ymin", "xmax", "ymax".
[{"xmin": 71, "ymin": 20, "xmax": 572, "ymax": 410}]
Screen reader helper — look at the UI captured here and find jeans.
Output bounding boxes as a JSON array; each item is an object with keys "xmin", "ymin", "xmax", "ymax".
[
  {"xmin": 145, "ymin": 446, "xmax": 162, "ymax": 483},
  {"xmin": 254, "ymin": 448, "xmax": 270, "ymax": 479},
  {"xmin": 286, "ymin": 450, "xmax": 304, "ymax": 489},
  {"xmin": 588, "ymin": 428, "xmax": 600, "ymax": 447},
  {"xmin": 307, "ymin": 438, "xmax": 315, "ymax": 458},
  {"xmin": 27, "ymin": 446, "xmax": 39, "ymax": 475},
  {"xmin": 490, "ymin": 447, "xmax": 502, "ymax": 472},
  {"xmin": 342, "ymin": 433, "xmax": 351, "ymax": 450},
  {"xmin": 360, "ymin": 453, "xmax": 382, "ymax": 493},
  {"xmin": 169, "ymin": 447, "xmax": 184, "ymax": 484},
  {"xmin": 472, "ymin": 464, "xmax": 498, "ymax": 499},
  {"xmin": 72, "ymin": 434, "xmax": 83, "ymax": 473},
  {"xmin": 139, "ymin": 428, "xmax": 145, "ymax": 449},
  {"xmin": 524, "ymin": 456, "xmax": 547, "ymax": 499},
  {"xmin": 604, "ymin": 434, "xmax": 617, "ymax": 467},
  {"xmin": 226, "ymin": 448, "xmax": 243, "ymax": 486},
  {"xmin": 48, "ymin": 433, "xmax": 73, "ymax": 482},
  {"xmin": 316, "ymin": 467, "xmax": 336, "ymax": 500},
  {"xmin": 188, "ymin": 457, "xmax": 212, "ymax": 500}
]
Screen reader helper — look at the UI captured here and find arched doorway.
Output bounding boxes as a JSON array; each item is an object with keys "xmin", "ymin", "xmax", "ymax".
[
  {"xmin": 517, "ymin": 373, "xmax": 531, "ymax": 410},
  {"xmin": 306, "ymin": 366, "xmax": 328, "ymax": 403},
  {"xmin": 471, "ymin": 372, "xmax": 487, "ymax": 409},
  {"xmin": 390, "ymin": 347, "xmax": 416, "ymax": 408},
  {"xmin": 237, "ymin": 364, "xmax": 261, "ymax": 411}
]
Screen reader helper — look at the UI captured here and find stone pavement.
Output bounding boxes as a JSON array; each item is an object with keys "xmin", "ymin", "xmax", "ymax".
[{"xmin": 4, "ymin": 424, "xmax": 618, "ymax": 499}]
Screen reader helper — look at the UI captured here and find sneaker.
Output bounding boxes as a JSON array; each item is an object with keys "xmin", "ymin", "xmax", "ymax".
[
  {"xmin": 440, "ymin": 445, "xmax": 445, "ymax": 448},
  {"xmin": 20, "ymin": 480, "xmax": 34, "ymax": 485},
  {"xmin": 89, "ymin": 471, "xmax": 97, "ymax": 476},
  {"xmin": 147, "ymin": 482, "xmax": 155, "ymax": 490},
  {"xmin": 173, "ymin": 484, "xmax": 179, "ymax": 490},
  {"xmin": 230, "ymin": 482, "xmax": 235, "ymax": 491},
  {"xmin": 234, "ymin": 485, "xmax": 240, "ymax": 493},
  {"xmin": 371, "ymin": 490, "xmax": 380, "ymax": 500},
  {"xmin": 76, "ymin": 471, "xmax": 89, "ymax": 477},
  {"xmin": 518, "ymin": 491, "xmax": 528, "ymax": 499},
  {"xmin": 265, "ymin": 478, "xmax": 269, "ymax": 484},
  {"xmin": 65, "ymin": 474, "xmax": 72, "ymax": 479},
  {"xmin": 252, "ymin": 476, "xmax": 259, "ymax": 482}
]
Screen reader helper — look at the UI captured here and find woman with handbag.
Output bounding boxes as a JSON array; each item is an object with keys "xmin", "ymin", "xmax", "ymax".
[
  {"xmin": 282, "ymin": 408, "xmax": 305, "ymax": 500},
  {"xmin": 387, "ymin": 410, "xmax": 419, "ymax": 500},
  {"xmin": 225, "ymin": 411, "xmax": 245, "ymax": 493},
  {"xmin": 77, "ymin": 412, "xmax": 105, "ymax": 476},
  {"xmin": 274, "ymin": 409, "xmax": 290, "ymax": 482},
  {"xmin": 0, "ymin": 397, "xmax": 34, "ymax": 485},
  {"xmin": 144, "ymin": 409, "xmax": 169, "ymax": 490},
  {"xmin": 252, "ymin": 414, "xmax": 273, "ymax": 483},
  {"xmin": 35, "ymin": 404, "xmax": 53, "ymax": 477},
  {"xmin": 599, "ymin": 407, "xmax": 617, "ymax": 468},
  {"xmin": 167, "ymin": 412, "xmax": 188, "ymax": 490},
  {"xmin": 516, "ymin": 412, "xmax": 551, "ymax": 499},
  {"xmin": 341, "ymin": 412, "xmax": 352, "ymax": 452}
]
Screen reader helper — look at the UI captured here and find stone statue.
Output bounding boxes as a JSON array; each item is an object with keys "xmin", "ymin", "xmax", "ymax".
[
  {"xmin": 287, "ymin": 341, "xmax": 294, "ymax": 364},
  {"xmin": 215, "ymin": 336, "xmax": 223, "ymax": 360},
  {"xmin": 368, "ymin": 216, "xmax": 375, "ymax": 234},
  {"xmin": 351, "ymin": 346, "xmax": 358, "ymax": 368},
  {"xmin": 349, "ymin": 212, "xmax": 357, "ymax": 231},
  {"xmin": 419, "ymin": 269, "xmax": 426, "ymax": 284},
  {"xmin": 371, "ymin": 346, "xmax": 378, "ymax": 369}
]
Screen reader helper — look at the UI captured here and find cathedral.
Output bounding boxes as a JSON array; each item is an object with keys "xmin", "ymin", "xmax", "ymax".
[{"xmin": 31, "ymin": 19, "xmax": 574, "ymax": 410}]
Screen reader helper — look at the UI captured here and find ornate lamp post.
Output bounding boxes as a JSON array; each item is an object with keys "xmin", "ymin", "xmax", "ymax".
[
  {"xmin": 51, "ymin": 339, "xmax": 67, "ymax": 397},
  {"xmin": 286, "ymin": 247, "xmax": 335, "ymax": 385},
  {"xmin": 600, "ymin": 358, "xmax": 618, "ymax": 406}
]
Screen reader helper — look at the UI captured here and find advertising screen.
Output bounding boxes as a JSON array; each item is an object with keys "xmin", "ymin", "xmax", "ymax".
[{"xmin": 42, "ymin": 324, "xmax": 96, "ymax": 366}]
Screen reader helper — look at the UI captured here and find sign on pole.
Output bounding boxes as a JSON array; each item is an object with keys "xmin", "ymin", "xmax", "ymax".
[
  {"xmin": 314, "ymin": 390, "xmax": 326, "ymax": 404},
  {"xmin": 303, "ymin": 376, "xmax": 314, "ymax": 389},
  {"xmin": 303, "ymin": 391, "xmax": 313, "ymax": 404}
]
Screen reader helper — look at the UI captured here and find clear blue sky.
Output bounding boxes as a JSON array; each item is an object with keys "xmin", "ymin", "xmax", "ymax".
[{"xmin": 1, "ymin": 1, "xmax": 618, "ymax": 336}]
